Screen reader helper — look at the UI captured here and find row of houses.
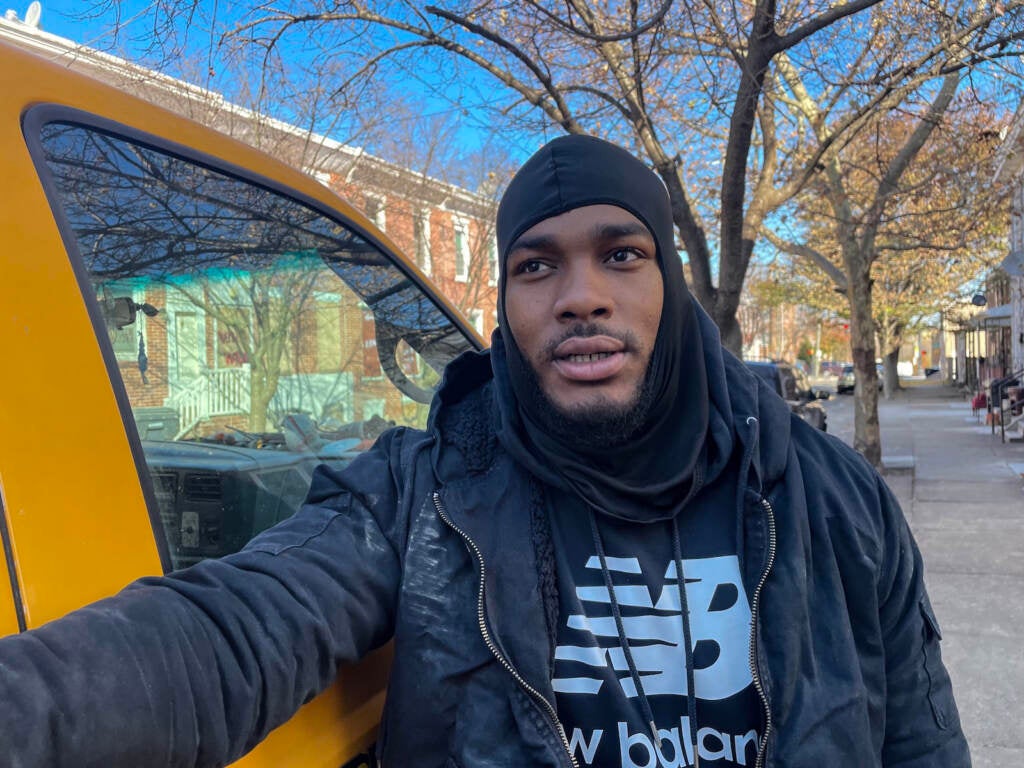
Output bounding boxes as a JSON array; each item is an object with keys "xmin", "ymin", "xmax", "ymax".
[{"xmin": 946, "ymin": 110, "xmax": 1024, "ymax": 391}]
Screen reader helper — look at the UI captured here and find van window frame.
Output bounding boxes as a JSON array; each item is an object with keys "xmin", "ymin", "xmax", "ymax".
[
  {"xmin": 22, "ymin": 104, "xmax": 482, "ymax": 573},
  {"xmin": 0, "ymin": 489, "xmax": 27, "ymax": 631}
]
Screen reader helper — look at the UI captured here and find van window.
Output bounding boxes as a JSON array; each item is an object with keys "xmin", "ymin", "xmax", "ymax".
[{"xmin": 33, "ymin": 120, "xmax": 473, "ymax": 570}]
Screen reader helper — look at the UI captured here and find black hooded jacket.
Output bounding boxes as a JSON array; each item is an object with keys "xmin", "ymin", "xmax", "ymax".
[{"xmin": 0, "ymin": 304, "xmax": 968, "ymax": 767}]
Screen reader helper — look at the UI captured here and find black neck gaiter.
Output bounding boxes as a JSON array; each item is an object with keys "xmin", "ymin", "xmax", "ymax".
[{"xmin": 492, "ymin": 135, "xmax": 709, "ymax": 523}]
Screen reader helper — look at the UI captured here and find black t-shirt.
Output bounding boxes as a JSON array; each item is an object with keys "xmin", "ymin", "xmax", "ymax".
[{"xmin": 548, "ymin": 475, "xmax": 762, "ymax": 768}]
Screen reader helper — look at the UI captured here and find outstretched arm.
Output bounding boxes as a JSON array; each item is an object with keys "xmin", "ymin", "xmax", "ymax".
[{"xmin": 0, "ymin": 430, "xmax": 412, "ymax": 767}]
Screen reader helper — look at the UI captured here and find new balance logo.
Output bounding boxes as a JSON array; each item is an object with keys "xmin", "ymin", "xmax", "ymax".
[{"xmin": 553, "ymin": 554, "xmax": 752, "ymax": 701}]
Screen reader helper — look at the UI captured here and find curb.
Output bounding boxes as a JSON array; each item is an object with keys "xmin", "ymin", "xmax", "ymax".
[{"xmin": 882, "ymin": 455, "xmax": 915, "ymax": 474}]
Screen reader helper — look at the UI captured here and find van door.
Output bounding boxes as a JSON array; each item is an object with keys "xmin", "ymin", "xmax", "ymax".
[{"xmin": 8, "ymin": 99, "xmax": 476, "ymax": 765}]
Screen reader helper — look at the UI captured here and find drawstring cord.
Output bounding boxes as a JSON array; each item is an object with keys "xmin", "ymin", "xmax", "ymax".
[
  {"xmin": 586, "ymin": 460, "xmax": 704, "ymax": 763},
  {"xmin": 588, "ymin": 508, "xmax": 661, "ymax": 745},
  {"xmin": 672, "ymin": 518, "xmax": 700, "ymax": 767}
]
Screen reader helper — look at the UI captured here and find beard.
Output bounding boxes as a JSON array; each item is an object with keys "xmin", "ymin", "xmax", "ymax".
[{"xmin": 519, "ymin": 351, "xmax": 657, "ymax": 451}]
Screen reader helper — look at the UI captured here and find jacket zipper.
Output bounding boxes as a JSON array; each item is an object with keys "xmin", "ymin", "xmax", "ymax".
[
  {"xmin": 433, "ymin": 491, "xmax": 579, "ymax": 768},
  {"xmin": 750, "ymin": 497, "xmax": 777, "ymax": 768}
]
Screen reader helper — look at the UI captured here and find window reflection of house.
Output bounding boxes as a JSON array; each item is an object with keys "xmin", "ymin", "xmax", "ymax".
[
  {"xmin": 38, "ymin": 122, "xmax": 470, "ymax": 442},
  {"xmin": 216, "ymin": 306, "xmax": 253, "ymax": 368}
]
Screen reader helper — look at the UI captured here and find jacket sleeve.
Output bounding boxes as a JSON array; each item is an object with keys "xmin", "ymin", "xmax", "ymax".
[
  {"xmin": 875, "ymin": 476, "xmax": 970, "ymax": 767},
  {"xmin": 0, "ymin": 428, "xmax": 414, "ymax": 768}
]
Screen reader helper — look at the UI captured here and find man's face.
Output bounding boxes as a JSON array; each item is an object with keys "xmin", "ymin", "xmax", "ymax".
[{"xmin": 504, "ymin": 204, "xmax": 664, "ymax": 421}]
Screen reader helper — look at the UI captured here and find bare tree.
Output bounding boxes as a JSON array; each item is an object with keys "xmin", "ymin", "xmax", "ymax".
[
  {"xmin": 185, "ymin": 0, "xmax": 887, "ymax": 354},
  {"xmin": 149, "ymin": 0, "xmax": 1016, "ymax": 358}
]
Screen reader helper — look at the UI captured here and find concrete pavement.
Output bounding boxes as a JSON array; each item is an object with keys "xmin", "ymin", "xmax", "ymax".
[{"xmin": 822, "ymin": 380, "xmax": 1024, "ymax": 767}]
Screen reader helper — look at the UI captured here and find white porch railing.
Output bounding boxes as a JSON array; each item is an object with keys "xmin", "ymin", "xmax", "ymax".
[{"xmin": 166, "ymin": 365, "xmax": 251, "ymax": 439}]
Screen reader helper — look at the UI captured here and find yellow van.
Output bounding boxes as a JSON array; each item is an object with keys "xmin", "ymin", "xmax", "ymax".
[{"xmin": 0, "ymin": 39, "xmax": 481, "ymax": 766}]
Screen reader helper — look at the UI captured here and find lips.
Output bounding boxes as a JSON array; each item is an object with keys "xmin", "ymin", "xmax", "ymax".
[{"xmin": 552, "ymin": 335, "xmax": 627, "ymax": 382}]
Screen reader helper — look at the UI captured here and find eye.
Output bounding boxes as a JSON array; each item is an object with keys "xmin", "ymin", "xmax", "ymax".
[
  {"xmin": 607, "ymin": 248, "xmax": 642, "ymax": 264},
  {"xmin": 514, "ymin": 258, "xmax": 552, "ymax": 275}
]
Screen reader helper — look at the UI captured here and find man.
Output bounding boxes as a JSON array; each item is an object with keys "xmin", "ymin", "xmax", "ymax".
[{"xmin": 1, "ymin": 135, "xmax": 966, "ymax": 767}]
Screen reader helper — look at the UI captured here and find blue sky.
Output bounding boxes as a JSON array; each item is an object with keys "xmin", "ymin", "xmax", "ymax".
[{"xmin": 22, "ymin": 0, "xmax": 538, "ymax": 179}]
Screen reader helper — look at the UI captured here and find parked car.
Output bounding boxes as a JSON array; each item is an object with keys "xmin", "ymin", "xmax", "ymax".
[
  {"xmin": 745, "ymin": 360, "xmax": 828, "ymax": 431},
  {"xmin": 0, "ymin": 39, "xmax": 485, "ymax": 767},
  {"xmin": 837, "ymin": 363, "xmax": 885, "ymax": 394},
  {"xmin": 837, "ymin": 364, "xmax": 856, "ymax": 393},
  {"xmin": 818, "ymin": 361, "xmax": 847, "ymax": 378}
]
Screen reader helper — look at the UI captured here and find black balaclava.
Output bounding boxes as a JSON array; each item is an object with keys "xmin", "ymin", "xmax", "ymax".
[{"xmin": 492, "ymin": 134, "xmax": 709, "ymax": 523}]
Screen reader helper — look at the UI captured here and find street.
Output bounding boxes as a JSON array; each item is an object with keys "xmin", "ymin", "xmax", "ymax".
[{"xmin": 822, "ymin": 380, "xmax": 1024, "ymax": 767}]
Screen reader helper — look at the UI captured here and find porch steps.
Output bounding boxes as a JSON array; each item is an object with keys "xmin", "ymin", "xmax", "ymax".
[{"xmin": 1004, "ymin": 412, "xmax": 1024, "ymax": 442}]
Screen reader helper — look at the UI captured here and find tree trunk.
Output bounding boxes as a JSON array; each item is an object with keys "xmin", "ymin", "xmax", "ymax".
[
  {"xmin": 878, "ymin": 320, "xmax": 903, "ymax": 399},
  {"xmin": 249, "ymin": 368, "xmax": 278, "ymax": 433},
  {"xmin": 660, "ymin": 164, "xmax": 747, "ymax": 357},
  {"xmin": 715, "ymin": 304, "xmax": 744, "ymax": 357},
  {"xmin": 883, "ymin": 347, "xmax": 901, "ymax": 399},
  {"xmin": 249, "ymin": 332, "xmax": 285, "ymax": 433},
  {"xmin": 848, "ymin": 271, "xmax": 882, "ymax": 466}
]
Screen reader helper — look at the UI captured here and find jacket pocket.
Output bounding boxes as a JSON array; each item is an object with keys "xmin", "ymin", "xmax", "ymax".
[{"xmin": 919, "ymin": 594, "xmax": 949, "ymax": 730}]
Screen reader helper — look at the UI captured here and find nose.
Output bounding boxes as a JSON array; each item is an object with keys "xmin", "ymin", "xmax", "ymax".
[{"xmin": 552, "ymin": 259, "xmax": 612, "ymax": 322}]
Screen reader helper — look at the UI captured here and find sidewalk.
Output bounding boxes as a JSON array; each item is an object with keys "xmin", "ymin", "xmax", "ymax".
[{"xmin": 823, "ymin": 380, "xmax": 1024, "ymax": 768}]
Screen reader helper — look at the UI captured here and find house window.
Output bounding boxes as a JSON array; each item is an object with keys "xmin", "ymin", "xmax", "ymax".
[
  {"xmin": 488, "ymin": 238, "xmax": 498, "ymax": 286},
  {"xmin": 364, "ymin": 194, "xmax": 386, "ymax": 232},
  {"xmin": 362, "ymin": 309, "xmax": 382, "ymax": 377},
  {"xmin": 454, "ymin": 218, "xmax": 470, "ymax": 282},
  {"xmin": 468, "ymin": 308, "xmax": 485, "ymax": 335},
  {"xmin": 174, "ymin": 311, "xmax": 203, "ymax": 380},
  {"xmin": 414, "ymin": 210, "xmax": 432, "ymax": 276},
  {"xmin": 215, "ymin": 306, "xmax": 252, "ymax": 368}
]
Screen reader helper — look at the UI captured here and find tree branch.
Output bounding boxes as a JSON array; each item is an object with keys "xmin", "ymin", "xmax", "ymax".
[
  {"xmin": 762, "ymin": 227, "xmax": 849, "ymax": 291},
  {"xmin": 773, "ymin": 0, "xmax": 884, "ymax": 53},
  {"xmin": 517, "ymin": 0, "xmax": 675, "ymax": 43}
]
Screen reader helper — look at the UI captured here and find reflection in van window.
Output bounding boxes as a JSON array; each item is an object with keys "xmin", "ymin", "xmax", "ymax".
[{"xmin": 36, "ymin": 121, "xmax": 473, "ymax": 569}]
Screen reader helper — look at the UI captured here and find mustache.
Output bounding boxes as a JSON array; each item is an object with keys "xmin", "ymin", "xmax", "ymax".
[{"xmin": 540, "ymin": 323, "xmax": 639, "ymax": 361}]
